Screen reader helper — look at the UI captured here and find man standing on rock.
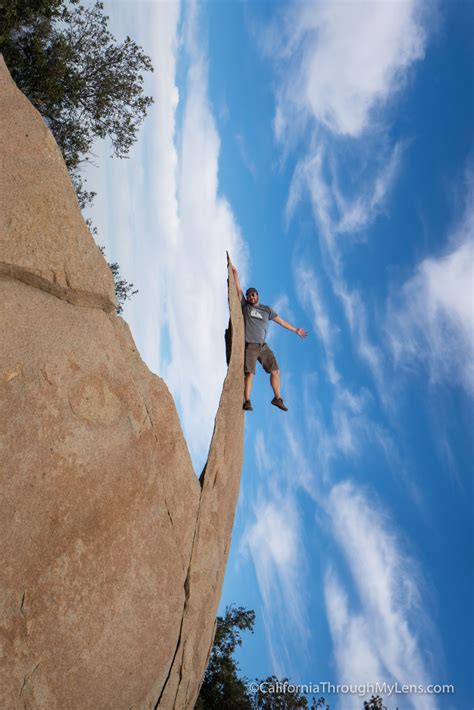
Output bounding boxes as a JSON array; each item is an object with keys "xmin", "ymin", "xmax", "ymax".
[{"xmin": 232, "ymin": 265, "xmax": 308, "ymax": 412}]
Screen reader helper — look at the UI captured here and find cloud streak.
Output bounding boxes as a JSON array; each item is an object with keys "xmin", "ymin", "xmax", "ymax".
[
  {"xmin": 325, "ymin": 481, "xmax": 438, "ymax": 710},
  {"xmin": 161, "ymin": 16, "xmax": 248, "ymax": 468},
  {"xmin": 241, "ymin": 489, "xmax": 309, "ymax": 676},
  {"xmin": 273, "ymin": 1, "xmax": 426, "ymax": 140},
  {"xmin": 387, "ymin": 190, "xmax": 474, "ymax": 396},
  {"xmin": 295, "ymin": 263, "xmax": 340, "ymax": 385}
]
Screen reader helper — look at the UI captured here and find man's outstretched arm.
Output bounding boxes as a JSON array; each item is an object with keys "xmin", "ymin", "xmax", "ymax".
[
  {"xmin": 273, "ymin": 315, "xmax": 308, "ymax": 338},
  {"xmin": 231, "ymin": 264, "xmax": 243, "ymax": 301}
]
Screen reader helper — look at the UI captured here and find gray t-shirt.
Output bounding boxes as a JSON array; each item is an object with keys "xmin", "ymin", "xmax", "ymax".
[{"xmin": 241, "ymin": 296, "xmax": 278, "ymax": 343}]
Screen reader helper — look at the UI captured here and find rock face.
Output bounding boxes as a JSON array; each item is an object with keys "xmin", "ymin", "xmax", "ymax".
[{"xmin": 0, "ymin": 57, "xmax": 245, "ymax": 709}]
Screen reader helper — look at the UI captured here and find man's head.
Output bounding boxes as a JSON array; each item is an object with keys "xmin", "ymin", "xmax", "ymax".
[{"xmin": 246, "ymin": 287, "xmax": 259, "ymax": 305}]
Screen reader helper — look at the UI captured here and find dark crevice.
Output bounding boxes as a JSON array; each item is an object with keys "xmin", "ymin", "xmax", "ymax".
[
  {"xmin": 165, "ymin": 504, "xmax": 174, "ymax": 528},
  {"xmin": 19, "ymin": 662, "xmax": 41, "ymax": 698},
  {"xmin": 40, "ymin": 369, "xmax": 53, "ymax": 386},
  {"xmin": 153, "ymin": 557, "xmax": 193, "ymax": 709},
  {"xmin": 20, "ymin": 592, "xmax": 26, "ymax": 621},
  {"xmin": 153, "ymin": 486, "xmax": 204, "ymax": 708},
  {"xmin": 153, "ymin": 613, "xmax": 185, "ymax": 710},
  {"xmin": 224, "ymin": 315, "xmax": 233, "ymax": 367},
  {"xmin": 143, "ymin": 401, "xmax": 154, "ymax": 428},
  {"xmin": 198, "ymin": 462, "xmax": 207, "ymax": 488},
  {"xmin": 171, "ymin": 628, "xmax": 186, "ymax": 709},
  {"xmin": 0, "ymin": 262, "xmax": 115, "ymax": 313}
]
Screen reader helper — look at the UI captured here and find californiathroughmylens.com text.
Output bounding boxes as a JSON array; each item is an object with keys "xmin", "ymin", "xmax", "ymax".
[{"xmin": 249, "ymin": 681, "xmax": 455, "ymax": 697}]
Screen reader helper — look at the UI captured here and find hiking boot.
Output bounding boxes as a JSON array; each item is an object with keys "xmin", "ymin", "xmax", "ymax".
[
  {"xmin": 243, "ymin": 399, "xmax": 253, "ymax": 411},
  {"xmin": 271, "ymin": 397, "xmax": 288, "ymax": 411}
]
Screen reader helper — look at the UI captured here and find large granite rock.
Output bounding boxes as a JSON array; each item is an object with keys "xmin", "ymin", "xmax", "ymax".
[{"xmin": 0, "ymin": 56, "xmax": 245, "ymax": 709}]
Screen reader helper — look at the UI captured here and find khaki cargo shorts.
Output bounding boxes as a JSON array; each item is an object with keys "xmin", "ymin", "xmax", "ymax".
[{"xmin": 244, "ymin": 342, "xmax": 279, "ymax": 375}]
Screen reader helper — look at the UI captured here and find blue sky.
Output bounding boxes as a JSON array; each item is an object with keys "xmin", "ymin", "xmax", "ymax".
[{"xmin": 87, "ymin": 2, "xmax": 473, "ymax": 708}]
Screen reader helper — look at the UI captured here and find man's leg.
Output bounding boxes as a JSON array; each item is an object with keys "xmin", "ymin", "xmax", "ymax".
[
  {"xmin": 244, "ymin": 372, "xmax": 254, "ymax": 401},
  {"xmin": 269, "ymin": 369, "xmax": 288, "ymax": 410},
  {"xmin": 270, "ymin": 369, "xmax": 280, "ymax": 398}
]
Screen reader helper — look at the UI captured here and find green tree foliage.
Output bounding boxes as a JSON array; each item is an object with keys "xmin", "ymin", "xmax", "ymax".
[
  {"xmin": 195, "ymin": 606, "xmax": 255, "ymax": 710},
  {"xmin": 0, "ymin": 0, "xmax": 61, "ymax": 40},
  {"xmin": 98, "ymin": 246, "xmax": 137, "ymax": 315},
  {"xmin": 363, "ymin": 696, "xmax": 397, "ymax": 710},
  {"xmin": 107, "ymin": 257, "xmax": 138, "ymax": 316},
  {"xmin": 1, "ymin": 0, "xmax": 153, "ymax": 208}
]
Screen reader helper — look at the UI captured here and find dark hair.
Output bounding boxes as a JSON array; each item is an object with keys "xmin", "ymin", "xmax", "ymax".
[{"xmin": 246, "ymin": 287, "xmax": 258, "ymax": 296}]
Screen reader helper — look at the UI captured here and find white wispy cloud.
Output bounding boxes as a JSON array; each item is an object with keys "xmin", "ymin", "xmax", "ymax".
[
  {"xmin": 254, "ymin": 429, "xmax": 274, "ymax": 474},
  {"xmin": 387, "ymin": 192, "xmax": 474, "ymax": 396},
  {"xmin": 240, "ymin": 490, "xmax": 309, "ymax": 676},
  {"xmin": 161, "ymin": 12, "xmax": 248, "ymax": 468},
  {"xmin": 273, "ymin": 1, "xmax": 426, "ymax": 140},
  {"xmin": 303, "ymin": 378, "xmax": 376, "ymax": 478},
  {"xmin": 325, "ymin": 481, "xmax": 438, "ymax": 710},
  {"xmin": 236, "ymin": 132, "xmax": 257, "ymax": 179},
  {"xmin": 294, "ymin": 263, "xmax": 340, "ymax": 385},
  {"xmin": 281, "ymin": 419, "xmax": 319, "ymax": 499},
  {"xmin": 287, "ymin": 138, "xmax": 404, "ymax": 269}
]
